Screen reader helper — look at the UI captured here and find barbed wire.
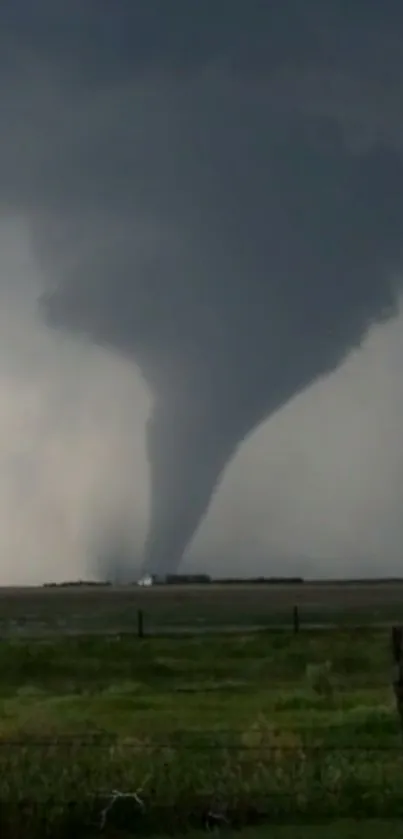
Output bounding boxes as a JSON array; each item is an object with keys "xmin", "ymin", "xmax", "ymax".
[
  {"xmin": 0, "ymin": 739, "xmax": 401, "ymax": 750},
  {"xmin": 0, "ymin": 685, "xmax": 394, "ymax": 695},
  {"xmin": 0, "ymin": 621, "xmax": 398, "ymax": 635}
]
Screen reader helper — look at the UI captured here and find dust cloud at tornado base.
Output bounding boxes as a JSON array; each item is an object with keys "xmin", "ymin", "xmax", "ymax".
[
  {"xmin": 1, "ymin": 5, "xmax": 403, "ymax": 580},
  {"xmin": 0, "ymin": 221, "xmax": 150, "ymax": 584}
]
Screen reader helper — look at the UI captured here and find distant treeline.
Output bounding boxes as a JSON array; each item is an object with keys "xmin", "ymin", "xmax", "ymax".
[
  {"xmin": 43, "ymin": 576, "xmax": 403, "ymax": 588},
  {"xmin": 213, "ymin": 577, "xmax": 304, "ymax": 585},
  {"xmin": 155, "ymin": 574, "xmax": 304, "ymax": 585},
  {"xmin": 43, "ymin": 580, "xmax": 112, "ymax": 588},
  {"xmin": 43, "ymin": 575, "xmax": 305, "ymax": 587},
  {"xmin": 146, "ymin": 574, "xmax": 305, "ymax": 585},
  {"xmin": 164, "ymin": 574, "xmax": 212, "ymax": 585}
]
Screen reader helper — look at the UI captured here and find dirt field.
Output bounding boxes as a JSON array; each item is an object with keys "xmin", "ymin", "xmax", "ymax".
[{"xmin": 0, "ymin": 580, "xmax": 402, "ymax": 634}]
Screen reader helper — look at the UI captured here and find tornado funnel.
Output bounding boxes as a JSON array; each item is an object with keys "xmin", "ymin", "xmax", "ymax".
[
  {"xmin": 21, "ymin": 0, "xmax": 403, "ymax": 580},
  {"xmin": 39, "ymin": 134, "xmax": 403, "ymax": 577},
  {"xmin": 141, "ymin": 395, "xmax": 239, "ymax": 576}
]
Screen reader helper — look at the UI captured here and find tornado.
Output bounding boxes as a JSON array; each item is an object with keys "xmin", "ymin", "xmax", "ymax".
[
  {"xmin": 40, "ymin": 124, "xmax": 403, "ymax": 575},
  {"xmin": 3, "ymin": 2, "xmax": 403, "ymax": 575}
]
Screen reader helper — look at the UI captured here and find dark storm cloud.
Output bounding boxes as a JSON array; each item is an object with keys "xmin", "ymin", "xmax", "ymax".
[
  {"xmin": 1, "ymin": 1, "xmax": 403, "ymax": 575},
  {"xmin": 0, "ymin": 1, "xmax": 338, "ymax": 81}
]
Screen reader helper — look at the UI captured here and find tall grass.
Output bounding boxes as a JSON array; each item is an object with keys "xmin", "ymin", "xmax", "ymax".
[{"xmin": 0, "ymin": 628, "xmax": 399, "ymax": 836}]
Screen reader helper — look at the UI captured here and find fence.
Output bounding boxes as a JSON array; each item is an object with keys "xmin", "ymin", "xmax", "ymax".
[
  {"xmin": 1, "ymin": 610, "xmax": 403, "ymax": 823},
  {"xmin": 119, "ymin": 605, "xmax": 386, "ymax": 637},
  {"xmin": 0, "ymin": 604, "xmax": 343, "ymax": 639},
  {"xmin": 4, "ymin": 582, "xmax": 403, "ymax": 638},
  {"xmin": 1, "ymin": 622, "xmax": 403, "ymax": 834}
]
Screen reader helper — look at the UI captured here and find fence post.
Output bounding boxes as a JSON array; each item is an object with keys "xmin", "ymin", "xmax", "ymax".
[
  {"xmin": 293, "ymin": 605, "xmax": 300, "ymax": 635},
  {"xmin": 137, "ymin": 609, "xmax": 144, "ymax": 639},
  {"xmin": 391, "ymin": 625, "xmax": 403, "ymax": 733}
]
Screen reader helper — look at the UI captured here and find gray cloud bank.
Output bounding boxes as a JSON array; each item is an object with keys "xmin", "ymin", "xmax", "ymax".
[{"xmin": 0, "ymin": 2, "xmax": 403, "ymax": 580}]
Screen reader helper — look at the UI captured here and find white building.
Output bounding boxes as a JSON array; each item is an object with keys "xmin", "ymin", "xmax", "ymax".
[{"xmin": 137, "ymin": 574, "xmax": 153, "ymax": 587}]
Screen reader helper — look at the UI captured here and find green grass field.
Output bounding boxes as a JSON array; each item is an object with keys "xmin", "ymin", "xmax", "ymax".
[{"xmin": 0, "ymin": 622, "xmax": 402, "ymax": 836}]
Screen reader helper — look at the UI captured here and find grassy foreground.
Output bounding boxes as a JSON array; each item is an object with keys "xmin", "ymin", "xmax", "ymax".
[{"xmin": 0, "ymin": 627, "xmax": 401, "ymax": 836}]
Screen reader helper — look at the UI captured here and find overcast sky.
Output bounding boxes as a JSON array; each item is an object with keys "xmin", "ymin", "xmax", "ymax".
[{"xmin": 0, "ymin": 2, "xmax": 403, "ymax": 582}]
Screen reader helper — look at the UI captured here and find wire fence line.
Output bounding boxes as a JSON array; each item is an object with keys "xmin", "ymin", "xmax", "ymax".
[
  {"xmin": 0, "ymin": 739, "xmax": 400, "ymax": 751},
  {"xmin": 0, "ymin": 612, "xmax": 399, "ymax": 638}
]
